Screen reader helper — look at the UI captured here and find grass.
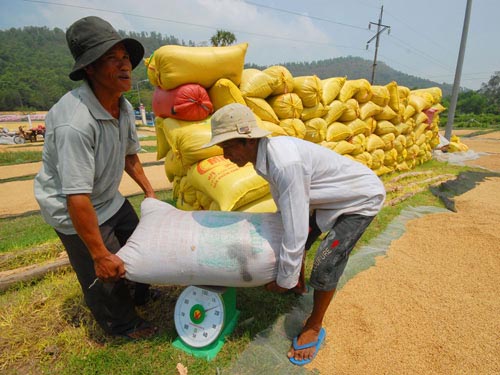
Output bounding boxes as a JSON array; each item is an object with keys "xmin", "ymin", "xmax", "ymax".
[
  {"xmin": 0, "ymin": 151, "xmax": 42, "ymax": 166},
  {"xmin": 0, "ymin": 155, "xmax": 486, "ymax": 375}
]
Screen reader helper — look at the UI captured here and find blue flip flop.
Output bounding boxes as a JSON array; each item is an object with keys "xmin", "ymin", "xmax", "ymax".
[{"xmin": 289, "ymin": 327, "xmax": 326, "ymax": 366}]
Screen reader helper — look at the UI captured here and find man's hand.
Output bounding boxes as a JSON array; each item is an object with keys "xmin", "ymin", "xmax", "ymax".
[
  {"xmin": 265, "ymin": 281, "xmax": 289, "ymax": 294},
  {"xmin": 93, "ymin": 253, "xmax": 126, "ymax": 282}
]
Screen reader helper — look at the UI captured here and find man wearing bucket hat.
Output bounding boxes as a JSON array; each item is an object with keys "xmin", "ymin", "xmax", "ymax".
[
  {"xmin": 204, "ymin": 103, "xmax": 386, "ymax": 365},
  {"xmin": 34, "ymin": 16, "xmax": 158, "ymax": 339}
]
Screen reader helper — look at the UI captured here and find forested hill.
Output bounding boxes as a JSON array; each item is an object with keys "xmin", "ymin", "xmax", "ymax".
[{"xmin": 0, "ymin": 26, "xmax": 452, "ymax": 111}]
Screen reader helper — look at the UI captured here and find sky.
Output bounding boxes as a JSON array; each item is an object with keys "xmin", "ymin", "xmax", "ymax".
[{"xmin": 0, "ymin": 0, "xmax": 498, "ymax": 90}]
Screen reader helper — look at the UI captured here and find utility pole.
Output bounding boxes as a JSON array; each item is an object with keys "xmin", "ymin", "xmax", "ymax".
[
  {"xmin": 445, "ymin": 0, "xmax": 473, "ymax": 140},
  {"xmin": 366, "ymin": 5, "xmax": 391, "ymax": 84}
]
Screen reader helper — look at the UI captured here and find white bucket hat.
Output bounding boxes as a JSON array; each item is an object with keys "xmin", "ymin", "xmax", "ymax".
[{"xmin": 202, "ymin": 103, "xmax": 270, "ymax": 148}]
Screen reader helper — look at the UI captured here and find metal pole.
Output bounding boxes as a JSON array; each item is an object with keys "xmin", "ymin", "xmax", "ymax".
[
  {"xmin": 445, "ymin": 0, "xmax": 473, "ymax": 140},
  {"xmin": 371, "ymin": 6, "xmax": 384, "ymax": 84}
]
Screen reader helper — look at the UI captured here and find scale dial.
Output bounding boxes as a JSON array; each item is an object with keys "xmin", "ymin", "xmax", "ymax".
[{"xmin": 174, "ymin": 286, "xmax": 225, "ymax": 348}]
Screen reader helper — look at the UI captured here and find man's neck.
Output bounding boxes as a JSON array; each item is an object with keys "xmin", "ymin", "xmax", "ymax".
[{"xmin": 88, "ymin": 81, "xmax": 122, "ymax": 118}]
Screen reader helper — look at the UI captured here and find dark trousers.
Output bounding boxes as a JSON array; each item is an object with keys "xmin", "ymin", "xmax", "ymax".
[
  {"xmin": 305, "ymin": 212, "xmax": 374, "ymax": 291},
  {"xmin": 56, "ymin": 199, "xmax": 148, "ymax": 335}
]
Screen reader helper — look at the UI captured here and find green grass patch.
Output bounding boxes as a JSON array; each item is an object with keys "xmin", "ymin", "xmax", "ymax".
[
  {"xmin": 140, "ymin": 145, "xmax": 157, "ymax": 153},
  {"xmin": 139, "ymin": 135, "xmax": 157, "ymax": 141},
  {"xmin": 0, "ymin": 151, "xmax": 42, "ymax": 165}
]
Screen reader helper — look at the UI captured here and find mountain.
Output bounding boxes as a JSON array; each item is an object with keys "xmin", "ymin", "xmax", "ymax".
[{"xmin": 0, "ymin": 26, "xmax": 452, "ymax": 111}]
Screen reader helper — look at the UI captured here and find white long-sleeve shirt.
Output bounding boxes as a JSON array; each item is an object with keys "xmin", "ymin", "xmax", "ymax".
[{"xmin": 254, "ymin": 136, "xmax": 386, "ymax": 289}]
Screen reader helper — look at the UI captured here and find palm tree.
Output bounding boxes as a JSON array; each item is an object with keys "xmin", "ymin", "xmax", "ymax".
[{"xmin": 210, "ymin": 29, "xmax": 237, "ymax": 47}]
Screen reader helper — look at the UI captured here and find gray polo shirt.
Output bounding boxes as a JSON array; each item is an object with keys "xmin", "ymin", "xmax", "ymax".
[{"xmin": 34, "ymin": 81, "xmax": 141, "ymax": 235}]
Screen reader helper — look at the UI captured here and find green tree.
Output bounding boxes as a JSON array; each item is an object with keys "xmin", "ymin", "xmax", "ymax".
[
  {"xmin": 456, "ymin": 90, "xmax": 488, "ymax": 114},
  {"xmin": 210, "ymin": 29, "xmax": 237, "ymax": 47},
  {"xmin": 479, "ymin": 71, "xmax": 500, "ymax": 114}
]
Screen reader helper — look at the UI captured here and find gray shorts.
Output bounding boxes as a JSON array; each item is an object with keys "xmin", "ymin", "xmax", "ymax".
[{"xmin": 307, "ymin": 213, "xmax": 374, "ymax": 291}]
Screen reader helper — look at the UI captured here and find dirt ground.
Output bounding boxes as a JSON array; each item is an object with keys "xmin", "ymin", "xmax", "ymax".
[
  {"xmin": 0, "ymin": 128, "xmax": 171, "ymax": 217},
  {"xmin": 310, "ymin": 131, "xmax": 500, "ymax": 374}
]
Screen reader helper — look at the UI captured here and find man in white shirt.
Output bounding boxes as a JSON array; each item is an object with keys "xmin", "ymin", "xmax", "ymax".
[{"xmin": 203, "ymin": 103, "xmax": 386, "ymax": 365}]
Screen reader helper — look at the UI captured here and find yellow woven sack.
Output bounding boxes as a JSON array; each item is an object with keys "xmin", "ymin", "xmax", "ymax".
[
  {"xmin": 374, "ymin": 106, "xmax": 397, "ymax": 121},
  {"xmin": 334, "ymin": 140, "xmax": 357, "ymax": 155},
  {"xmin": 384, "ymin": 149, "xmax": 398, "ymax": 167},
  {"xmin": 164, "ymin": 149, "xmax": 187, "ymax": 182},
  {"xmin": 348, "ymin": 134, "xmax": 366, "ymax": 155},
  {"xmin": 385, "ymin": 81, "xmax": 400, "ymax": 112},
  {"xmin": 187, "ymin": 155, "xmax": 270, "ymax": 211},
  {"xmin": 413, "ymin": 112, "xmax": 429, "ymax": 125},
  {"xmin": 366, "ymin": 118, "xmax": 377, "ymax": 134},
  {"xmin": 380, "ymin": 132, "xmax": 396, "ymax": 151},
  {"xmin": 373, "ymin": 165, "xmax": 393, "ymax": 176},
  {"xmin": 409, "ymin": 93, "xmax": 432, "ymax": 112},
  {"xmin": 326, "ymin": 122, "xmax": 353, "ymax": 142},
  {"xmin": 195, "ymin": 191, "xmax": 213, "ymax": 211},
  {"xmin": 145, "ymin": 43, "xmax": 248, "ymax": 90},
  {"xmin": 321, "ymin": 77, "xmax": 346, "ymax": 105},
  {"xmin": 359, "ymin": 101, "xmax": 382, "ymax": 120},
  {"xmin": 366, "ymin": 134, "xmax": 385, "ymax": 152},
  {"xmin": 163, "ymin": 118, "xmax": 223, "ymax": 168},
  {"xmin": 155, "ymin": 117, "xmax": 170, "ymax": 160},
  {"xmin": 320, "ymin": 141, "xmax": 338, "ymax": 151},
  {"xmin": 338, "ymin": 99, "xmax": 360, "ymax": 122},
  {"xmin": 370, "ymin": 86, "xmax": 390, "ymax": 107},
  {"xmin": 301, "ymin": 103, "xmax": 329, "ymax": 121},
  {"xmin": 430, "ymin": 103, "xmax": 446, "ymax": 114},
  {"xmin": 239, "ymin": 68, "xmax": 276, "ymax": 98},
  {"xmin": 280, "ymin": 118, "xmax": 306, "ymax": 139},
  {"xmin": 396, "ymin": 161, "xmax": 410, "ymax": 172},
  {"xmin": 267, "ymin": 93, "xmax": 303, "ymax": 119},
  {"xmin": 347, "ymin": 119, "xmax": 370, "ymax": 137},
  {"xmin": 398, "ymin": 86, "xmax": 410, "ymax": 100},
  {"xmin": 403, "ymin": 105, "xmax": 416, "ymax": 121},
  {"xmin": 412, "ymin": 87, "xmax": 442, "ymax": 105},
  {"xmin": 371, "ymin": 149, "xmax": 385, "ymax": 169},
  {"xmin": 304, "ymin": 118, "xmax": 327, "ymax": 143},
  {"xmin": 323, "ymin": 100, "xmax": 347, "ymax": 125},
  {"xmin": 354, "ymin": 151, "xmax": 373, "ymax": 168},
  {"xmin": 339, "ymin": 79, "xmax": 371, "ymax": 102},
  {"xmin": 394, "ymin": 134, "xmax": 407, "ymax": 153},
  {"xmin": 208, "ymin": 78, "xmax": 245, "ymax": 111},
  {"xmin": 263, "ymin": 65, "xmax": 294, "ymax": 95},
  {"xmin": 293, "ymin": 75, "xmax": 323, "ymax": 107},
  {"xmin": 236, "ymin": 194, "xmax": 277, "ymax": 213},
  {"xmin": 257, "ymin": 119, "xmax": 288, "ymax": 137},
  {"xmin": 178, "ymin": 176, "xmax": 197, "ymax": 206},
  {"xmin": 244, "ymin": 97, "xmax": 279, "ymax": 124},
  {"xmin": 414, "ymin": 122, "xmax": 429, "ymax": 139},
  {"xmin": 375, "ymin": 120, "xmax": 397, "ymax": 136}
]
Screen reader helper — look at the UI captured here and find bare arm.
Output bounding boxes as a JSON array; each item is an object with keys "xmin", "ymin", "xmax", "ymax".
[
  {"xmin": 125, "ymin": 154, "xmax": 156, "ymax": 198},
  {"xmin": 67, "ymin": 194, "xmax": 125, "ymax": 282}
]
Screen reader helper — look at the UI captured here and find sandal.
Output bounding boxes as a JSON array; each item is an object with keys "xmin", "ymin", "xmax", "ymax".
[{"xmin": 116, "ymin": 320, "xmax": 159, "ymax": 341}]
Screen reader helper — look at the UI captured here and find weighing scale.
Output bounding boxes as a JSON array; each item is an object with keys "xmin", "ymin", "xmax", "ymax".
[{"xmin": 173, "ymin": 286, "xmax": 240, "ymax": 361}]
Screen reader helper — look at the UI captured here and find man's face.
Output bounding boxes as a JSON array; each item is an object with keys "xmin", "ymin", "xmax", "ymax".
[
  {"xmin": 85, "ymin": 43, "xmax": 132, "ymax": 94},
  {"xmin": 219, "ymin": 138, "xmax": 253, "ymax": 167}
]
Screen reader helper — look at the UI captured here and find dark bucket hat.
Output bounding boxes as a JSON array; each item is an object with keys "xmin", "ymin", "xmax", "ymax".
[{"xmin": 66, "ymin": 16, "xmax": 144, "ymax": 81}]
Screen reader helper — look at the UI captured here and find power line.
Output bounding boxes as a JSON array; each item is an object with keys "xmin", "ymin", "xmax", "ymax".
[
  {"xmin": 244, "ymin": 1, "xmax": 369, "ymax": 31},
  {"xmin": 383, "ymin": 9, "xmax": 455, "ymax": 56},
  {"xmin": 386, "ymin": 34, "xmax": 454, "ymax": 72},
  {"xmin": 22, "ymin": 0, "xmax": 367, "ymax": 51}
]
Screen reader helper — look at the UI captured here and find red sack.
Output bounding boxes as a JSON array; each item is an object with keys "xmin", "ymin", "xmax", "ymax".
[{"xmin": 152, "ymin": 83, "xmax": 213, "ymax": 121}]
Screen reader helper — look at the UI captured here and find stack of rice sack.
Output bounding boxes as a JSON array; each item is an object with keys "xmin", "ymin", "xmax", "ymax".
[
  {"xmin": 146, "ymin": 43, "xmax": 276, "ymax": 213},
  {"xmin": 146, "ymin": 43, "xmax": 446, "ymax": 213}
]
